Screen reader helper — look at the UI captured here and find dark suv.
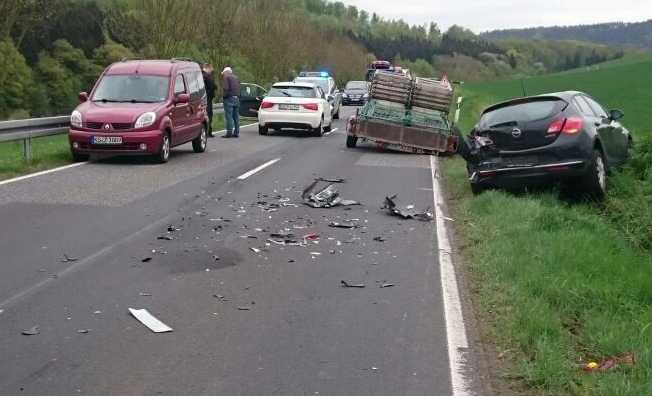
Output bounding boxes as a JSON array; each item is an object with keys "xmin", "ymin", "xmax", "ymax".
[
  {"xmin": 69, "ymin": 59, "xmax": 209, "ymax": 163},
  {"xmin": 459, "ymin": 91, "xmax": 632, "ymax": 198}
]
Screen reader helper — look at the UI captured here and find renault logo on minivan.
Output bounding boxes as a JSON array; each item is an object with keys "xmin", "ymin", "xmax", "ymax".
[
  {"xmin": 511, "ymin": 128, "xmax": 522, "ymax": 138},
  {"xmin": 104, "ymin": 124, "xmax": 111, "ymax": 130}
]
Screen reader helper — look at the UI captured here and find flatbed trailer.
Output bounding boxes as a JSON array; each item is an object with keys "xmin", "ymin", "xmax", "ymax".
[{"xmin": 346, "ymin": 71, "xmax": 459, "ymax": 155}]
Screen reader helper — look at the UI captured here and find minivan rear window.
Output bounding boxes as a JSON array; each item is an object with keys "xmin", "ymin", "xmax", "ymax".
[
  {"xmin": 268, "ymin": 86, "xmax": 316, "ymax": 98},
  {"xmin": 480, "ymin": 99, "xmax": 566, "ymax": 128},
  {"xmin": 92, "ymin": 75, "xmax": 169, "ymax": 103}
]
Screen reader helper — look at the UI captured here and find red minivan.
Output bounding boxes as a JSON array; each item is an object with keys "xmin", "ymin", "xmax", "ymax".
[{"xmin": 69, "ymin": 59, "xmax": 208, "ymax": 163}]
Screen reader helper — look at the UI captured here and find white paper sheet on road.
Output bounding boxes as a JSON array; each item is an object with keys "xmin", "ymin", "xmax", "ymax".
[{"xmin": 128, "ymin": 308, "xmax": 173, "ymax": 333}]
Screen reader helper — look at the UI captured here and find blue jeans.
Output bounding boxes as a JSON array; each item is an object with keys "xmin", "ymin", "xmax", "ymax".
[{"xmin": 223, "ymin": 96, "xmax": 240, "ymax": 136}]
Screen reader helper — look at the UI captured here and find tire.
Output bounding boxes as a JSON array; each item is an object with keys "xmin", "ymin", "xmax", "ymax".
[
  {"xmin": 333, "ymin": 107, "xmax": 340, "ymax": 120},
  {"xmin": 581, "ymin": 148, "xmax": 607, "ymax": 199},
  {"xmin": 259, "ymin": 125, "xmax": 269, "ymax": 135},
  {"xmin": 192, "ymin": 125, "xmax": 207, "ymax": 153},
  {"xmin": 346, "ymin": 135, "xmax": 358, "ymax": 148},
  {"xmin": 72, "ymin": 151, "xmax": 89, "ymax": 162},
  {"xmin": 324, "ymin": 122, "xmax": 332, "ymax": 133},
  {"xmin": 313, "ymin": 120, "xmax": 323, "ymax": 137},
  {"xmin": 470, "ymin": 183, "xmax": 485, "ymax": 196},
  {"xmin": 156, "ymin": 133, "xmax": 171, "ymax": 163}
]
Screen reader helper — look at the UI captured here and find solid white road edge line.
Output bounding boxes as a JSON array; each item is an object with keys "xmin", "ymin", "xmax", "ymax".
[
  {"xmin": 430, "ymin": 155, "xmax": 471, "ymax": 396},
  {"xmin": 237, "ymin": 158, "xmax": 281, "ymax": 180},
  {"xmin": 0, "ymin": 162, "xmax": 86, "ymax": 187}
]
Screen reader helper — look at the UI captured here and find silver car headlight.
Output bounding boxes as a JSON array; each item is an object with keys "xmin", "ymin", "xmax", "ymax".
[
  {"xmin": 135, "ymin": 112, "xmax": 156, "ymax": 129},
  {"xmin": 71, "ymin": 110, "xmax": 83, "ymax": 128}
]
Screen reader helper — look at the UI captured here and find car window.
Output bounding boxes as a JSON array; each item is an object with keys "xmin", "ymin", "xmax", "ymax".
[
  {"xmin": 346, "ymin": 81, "xmax": 367, "ymax": 90},
  {"xmin": 295, "ymin": 77, "xmax": 329, "ymax": 93},
  {"xmin": 480, "ymin": 99, "xmax": 566, "ymax": 127},
  {"xmin": 174, "ymin": 75, "xmax": 186, "ymax": 95},
  {"xmin": 184, "ymin": 71, "xmax": 199, "ymax": 99},
  {"xmin": 256, "ymin": 86, "xmax": 266, "ymax": 98},
  {"xmin": 583, "ymin": 96, "xmax": 608, "ymax": 118},
  {"xmin": 268, "ymin": 86, "xmax": 317, "ymax": 98},
  {"xmin": 573, "ymin": 96, "xmax": 596, "ymax": 117},
  {"xmin": 91, "ymin": 75, "xmax": 169, "ymax": 103},
  {"xmin": 316, "ymin": 87, "xmax": 325, "ymax": 99},
  {"xmin": 195, "ymin": 71, "xmax": 206, "ymax": 98}
]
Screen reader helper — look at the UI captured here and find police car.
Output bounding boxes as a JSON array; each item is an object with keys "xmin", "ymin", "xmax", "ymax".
[{"xmin": 294, "ymin": 72, "xmax": 342, "ymax": 119}]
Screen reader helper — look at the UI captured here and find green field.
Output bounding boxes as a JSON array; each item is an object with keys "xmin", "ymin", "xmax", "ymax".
[
  {"xmin": 445, "ymin": 54, "xmax": 652, "ymax": 394},
  {"xmin": 459, "ymin": 54, "xmax": 652, "ymax": 139}
]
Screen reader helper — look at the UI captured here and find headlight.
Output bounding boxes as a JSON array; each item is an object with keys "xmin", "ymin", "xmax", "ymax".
[
  {"xmin": 135, "ymin": 112, "xmax": 156, "ymax": 129},
  {"xmin": 342, "ymin": 93, "xmax": 348, "ymax": 98},
  {"xmin": 71, "ymin": 110, "xmax": 82, "ymax": 128},
  {"xmin": 363, "ymin": 93, "xmax": 369, "ymax": 98}
]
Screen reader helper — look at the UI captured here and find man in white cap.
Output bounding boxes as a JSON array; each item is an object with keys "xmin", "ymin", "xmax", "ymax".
[{"xmin": 221, "ymin": 66, "xmax": 241, "ymax": 138}]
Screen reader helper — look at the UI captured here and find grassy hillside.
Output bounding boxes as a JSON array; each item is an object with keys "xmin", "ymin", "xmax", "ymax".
[
  {"xmin": 459, "ymin": 54, "xmax": 652, "ymax": 139},
  {"xmin": 444, "ymin": 54, "xmax": 652, "ymax": 394}
]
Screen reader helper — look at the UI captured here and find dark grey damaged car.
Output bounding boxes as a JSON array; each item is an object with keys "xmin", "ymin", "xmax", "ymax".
[{"xmin": 458, "ymin": 91, "xmax": 632, "ymax": 198}]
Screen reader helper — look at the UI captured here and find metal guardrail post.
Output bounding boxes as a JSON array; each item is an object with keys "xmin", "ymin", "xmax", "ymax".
[{"xmin": 23, "ymin": 137, "xmax": 33, "ymax": 161}]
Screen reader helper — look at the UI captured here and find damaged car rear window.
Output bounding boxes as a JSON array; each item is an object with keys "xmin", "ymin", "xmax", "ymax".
[{"xmin": 480, "ymin": 99, "xmax": 566, "ymax": 127}]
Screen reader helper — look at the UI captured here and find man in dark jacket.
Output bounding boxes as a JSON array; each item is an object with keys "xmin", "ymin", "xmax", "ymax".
[
  {"xmin": 221, "ymin": 66, "xmax": 241, "ymax": 138},
  {"xmin": 202, "ymin": 64, "xmax": 217, "ymax": 137}
]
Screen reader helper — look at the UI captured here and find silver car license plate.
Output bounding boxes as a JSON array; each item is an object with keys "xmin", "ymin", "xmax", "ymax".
[{"xmin": 278, "ymin": 104, "xmax": 300, "ymax": 111}]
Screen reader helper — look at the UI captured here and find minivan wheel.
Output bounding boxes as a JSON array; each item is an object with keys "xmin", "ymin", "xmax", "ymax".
[
  {"xmin": 324, "ymin": 122, "xmax": 332, "ymax": 133},
  {"xmin": 156, "ymin": 133, "xmax": 170, "ymax": 163},
  {"xmin": 346, "ymin": 135, "xmax": 358, "ymax": 148},
  {"xmin": 72, "ymin": 151, "xmax": 89, "ymax": 162},
  {"xmin": 192, "ymin": 125, "xmax": 207, "ymax": 153},
  {"xmin": 259, "ymin": 126, "xmax": 269, "ymax": 135},
  {"xmin": 581, "ymin": 149, "xmax": 607, "ymax": 199}
]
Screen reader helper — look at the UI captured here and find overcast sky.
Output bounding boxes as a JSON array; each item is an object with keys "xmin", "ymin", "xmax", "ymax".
[{"xmin": 342, "ymin": 0, "xmax": 652, "ymax": 33}]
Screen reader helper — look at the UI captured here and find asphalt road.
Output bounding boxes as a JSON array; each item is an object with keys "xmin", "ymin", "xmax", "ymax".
[{"xmin": 0, "ymin": 107, "xmax": 477, "ymax": 396}]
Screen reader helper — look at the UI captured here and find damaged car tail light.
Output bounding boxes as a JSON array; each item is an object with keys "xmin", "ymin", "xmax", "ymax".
[
  {"xmin": 261, "ymin": 101, "xmax": 274, "ymax": 109},
  {"xmin": 547, "ymin": 117, "xmax": 583, "ymax": 135},
  {"xmin": 302, "ymin": 103, "xmax": 319, "ymax": 111}
]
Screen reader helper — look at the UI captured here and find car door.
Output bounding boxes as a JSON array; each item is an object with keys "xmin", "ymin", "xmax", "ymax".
[
  {"xmin": 575, "ymin": 95, "xmax": 617, "ymax": 164},
  {"xmin": 584, "ymin": 95, "xmax": 629, "ymax": 164},
  {"xmin": 239, "ymin": 83, "xmax": 266, "ymax": 118},
  {"xmin": 171, "ymin": 74, "xmax": 190, "ymax": 145},
  {"xmin": 183, "ymin": 70, "xmax": 202, "ymax": 141}
]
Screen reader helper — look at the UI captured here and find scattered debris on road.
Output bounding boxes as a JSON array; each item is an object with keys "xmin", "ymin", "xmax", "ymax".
[
  {"xmin": 237, "ymin": 306, "xmax": 251, "ymax": 311},
  {"xmin": 317, "ymin": 177, "xmax": 346, "ymax": 183},
  {"xmin": 250, "ymin": 247, "xmax": 262, "ymax": 254},
  {"xmin": 341, "ymin": 280, "xmax": 366, "ymax": 288},
  {"xmin": 329, "ymin": 221, "xmax": 358, "ymax": 229},
  {"xmin": 77, "ymin": 329, "xmax": 91, "ymax": 334},
  {"xmin": 302, "ymin": 180, "xmax": 360, "ymax": 208},
  {"xmin": 139, "ymin": 292, "xmax": 152, "ymax": 297},
  {"xmin": 582, "ymin": 352, "xmax": 636, "ymax": 372},
  {"xmin": 380, "ymin": 283, "xmax": 395, "ymax": 288},
  {"xmin": 141, "ymin": 257, "xmax": 152, "ymax": 263},
  {"xmin": 60, "ymin": 254, "xmax": 78, "ymax": 263},
  {"xmin": 373, "ymin": 236, "xmax": 386, "ymax": 242},
  {"xmin": 128, "ymin": 308, "xmax": 173, "ymax": 333},
  {"xmin": 157, "ymin": 235, "xmax": 174, "ymax": 241},
  {"xmin": 382, "ymin": 195, "xmax": 433, "ymax": 221},
  {"xmin": 21, "ymin": 326, "xmax": 40, "ymax": 336}
]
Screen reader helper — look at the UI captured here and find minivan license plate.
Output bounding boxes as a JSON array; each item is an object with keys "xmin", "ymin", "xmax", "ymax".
[
  {"xmin": 92, "ymin": 136, "xmax": 122, "ymax": 145},
  {"xmin": 279, "ymin": 104, "xmax": 300, "ymax": 111}
]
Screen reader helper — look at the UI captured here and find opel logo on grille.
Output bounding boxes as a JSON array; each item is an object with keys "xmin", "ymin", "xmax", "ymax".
[
  {"xmin": 104, "ymin": 123, "xmax": 111, "ymax": 130},
  {"xmin": 511, "ymin": 128, "xmax": 522, "ymax": 138}
]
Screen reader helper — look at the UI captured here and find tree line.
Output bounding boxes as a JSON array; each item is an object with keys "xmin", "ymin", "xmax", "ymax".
[{"xmin": 0, "ymin": 0, "xmax": 628, "ymax": 120}]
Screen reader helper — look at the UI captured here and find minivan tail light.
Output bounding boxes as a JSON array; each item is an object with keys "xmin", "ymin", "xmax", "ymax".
[
  {"xmin": 547, "ymin": 117, "xmax": 583, "ymax": 135},
  {"xmin": 261, "ymin": 101, "xmax": 274, "ymax": 109},
  {"xmin": 302, "ymin": 103, "xmax": 319, "ymax": 111}
]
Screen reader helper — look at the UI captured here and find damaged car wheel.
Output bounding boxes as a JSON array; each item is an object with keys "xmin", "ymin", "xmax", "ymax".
[{"xmin": 580, "ymin": 148, "xmax": 608, "ymax": 199}]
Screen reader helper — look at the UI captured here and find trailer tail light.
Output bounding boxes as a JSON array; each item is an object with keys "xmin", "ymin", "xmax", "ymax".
[
  {"xmin": 261, "ymin": 101, "xmax": 274, "ymax": 109},
  {"xmin": 302, "ymin": 103, "xmax": 319, "ymax": 111},
  {"xmin": 547, "ymin": 117, "xmax": 583, "ymax": 135}
]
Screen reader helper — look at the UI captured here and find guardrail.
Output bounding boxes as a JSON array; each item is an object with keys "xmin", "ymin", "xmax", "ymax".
[{"xmin": 0, "ymin": 103, "xmax": 224, "ymax": 161}]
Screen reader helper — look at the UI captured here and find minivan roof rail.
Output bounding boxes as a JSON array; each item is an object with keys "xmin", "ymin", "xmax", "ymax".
[
  {"xmin": 120, "ymin": 57, "xmax": 144, "ymax": 62},
  {"xmin": 171, "ymin": 57, "xmax": 194, "ymax": 63}
]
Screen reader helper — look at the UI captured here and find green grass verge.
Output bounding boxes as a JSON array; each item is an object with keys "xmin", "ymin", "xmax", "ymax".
[
  {"xmin": 0, "ymin": 135, "xmax": 73, "ymax": 180},
  {"xmin": 0, "ymin": 116, "xmax": 249, "ymax": 181},
  {"xmin": 447, "ymin": 54, "xmax": 652, "ymax": 394},
  {"xmin": 443, "ymin": 157, "xmax": 652, "ymax": 395}
]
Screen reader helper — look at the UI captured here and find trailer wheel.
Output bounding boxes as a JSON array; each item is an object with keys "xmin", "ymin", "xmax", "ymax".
[{"xmin": 346, "ymin": 135, "xmax": 358, "ymax": 148}]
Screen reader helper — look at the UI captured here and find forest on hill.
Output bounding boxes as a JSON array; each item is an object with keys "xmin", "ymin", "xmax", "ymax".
[
  {"xmin": 0, "ymin": 0, "xmax": 628, "ymax": 120},
  {"xmin": 483, "ymin": 20, "xmax": 652, "ymax": 49}
]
